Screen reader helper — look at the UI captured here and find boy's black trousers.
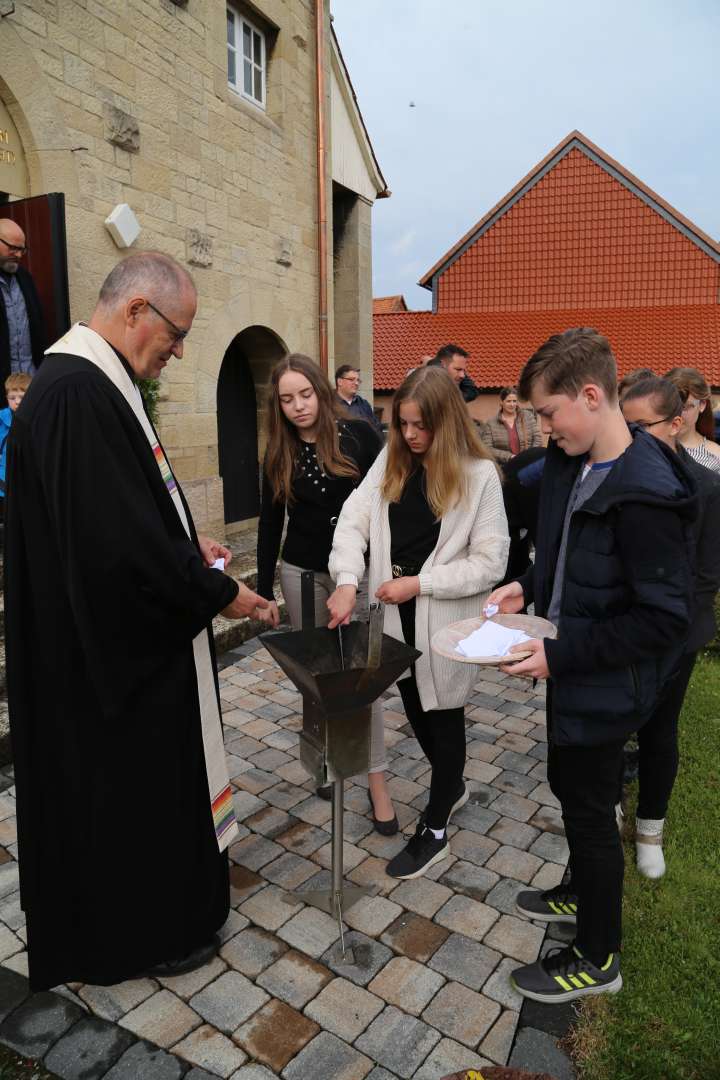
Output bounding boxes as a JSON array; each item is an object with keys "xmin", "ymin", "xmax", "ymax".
[{"xmin": 546, "ymin": 691, "xmax": 626, "ymax": 965}]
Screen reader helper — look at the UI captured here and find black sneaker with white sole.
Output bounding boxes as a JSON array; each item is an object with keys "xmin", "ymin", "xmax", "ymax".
[
  {"xmin": 516, "ymin": 883, "xmax": 578, "ymax": 922},
  {"xmin": 511, "ymin": 943, "xmax": 622, "ymax": 1003},
  {"xmin": 386, "ymin": 823, "xmax": 449, "ymax": 879}
]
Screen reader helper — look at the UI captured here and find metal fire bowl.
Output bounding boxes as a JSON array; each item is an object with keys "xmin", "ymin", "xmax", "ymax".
[{"xmin": 261, "ymin": 623, "xmax": 420, "ymax": 710}]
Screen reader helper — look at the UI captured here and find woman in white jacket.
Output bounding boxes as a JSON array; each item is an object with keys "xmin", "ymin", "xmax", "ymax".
[{"xmin": 327, "ymin": 366, "xmax": 509, "ymax": 879}]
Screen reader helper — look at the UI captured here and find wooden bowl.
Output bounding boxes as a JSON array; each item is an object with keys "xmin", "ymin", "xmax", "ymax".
[{"xmin": 431, "ymin": 613, "xmax": 557, "ymax": 666}]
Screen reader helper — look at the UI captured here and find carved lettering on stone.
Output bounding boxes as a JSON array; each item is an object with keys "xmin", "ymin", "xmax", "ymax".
[
  {"xmin": 186, "ymin": 228, "xmax": 213, "ymax": 267},
  {"xmin": 103, "ymin": 104, "xmax": 140, "ymax": 153}
]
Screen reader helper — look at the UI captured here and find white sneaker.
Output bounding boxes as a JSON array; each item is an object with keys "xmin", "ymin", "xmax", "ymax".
[
  {"xmin": 635, "ymin": 817, "xmax": 665, "ymax": 879},
  {"xmin": 615, "ymin": 802, "xmax": 625, "ymax": 832}
]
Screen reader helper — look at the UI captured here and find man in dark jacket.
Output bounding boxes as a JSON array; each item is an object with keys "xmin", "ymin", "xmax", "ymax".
[
  {"xmin": 0, "ymin": 218, "xmax": 46, "ymax": 391},
  {"xmin": 487, "ymin": 329, "xmax": 696, "ymax": 1005},
  {"xmin": 427, "ymin": 344, "xmax": 479, "ymax": 403},
  {"xmin": 335, "ymin": 364, "xmax": 383, "ymax": 436}
]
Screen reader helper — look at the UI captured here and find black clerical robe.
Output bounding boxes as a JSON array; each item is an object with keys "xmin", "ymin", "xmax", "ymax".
[{"xmin": 4, "ymin": 345, "xmax": 240, "ymax": 990}]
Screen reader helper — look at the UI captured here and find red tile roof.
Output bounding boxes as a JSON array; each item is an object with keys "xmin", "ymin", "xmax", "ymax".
[
  {"xmin": 373, "ymin": 295, "xmax": 408, "ymax": 314},
  {"xmin": 373, "ymin": 307, "xmax": 720, "ymax": 391},
  {"xmin": 420, "ymin": 131, "xmax": 720, "ymax": 308}
]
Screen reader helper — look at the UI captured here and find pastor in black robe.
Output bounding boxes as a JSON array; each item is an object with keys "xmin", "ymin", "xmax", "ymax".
[{"xmin": 4, "ymin": 350, "xmax": 240, "ymax": 990}]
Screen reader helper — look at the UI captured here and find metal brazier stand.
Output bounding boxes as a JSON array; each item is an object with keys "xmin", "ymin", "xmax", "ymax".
[{"xmin": 261, "ymin": 571, "xmax": 419, "ymax": 954}]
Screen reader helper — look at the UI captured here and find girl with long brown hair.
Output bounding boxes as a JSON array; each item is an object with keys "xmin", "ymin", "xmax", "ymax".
[
  {"xmin": 327, "ymin": 366, "xmax": 509, "ymax": 879},
  {"xmin": 255, "ymin": 354, "xmax": 397, "ymax": 831},
  {"xmin": 664, "ymin": 366, "xmax": 720, "ymax": 473}
]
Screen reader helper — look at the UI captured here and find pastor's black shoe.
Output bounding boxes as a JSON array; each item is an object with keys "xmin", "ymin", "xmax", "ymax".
[
  {"xmin": 142, "ymin": 936, "xmax": 219, "ymax": 978},
  {"xmin": 316, "ymin": 784, "xmax": 332, "ymax": 800}
]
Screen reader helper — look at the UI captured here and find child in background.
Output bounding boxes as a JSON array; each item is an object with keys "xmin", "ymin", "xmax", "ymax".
[{"xmin": 0, "ymin": 373, "xmax": 32, "ymax": 519}]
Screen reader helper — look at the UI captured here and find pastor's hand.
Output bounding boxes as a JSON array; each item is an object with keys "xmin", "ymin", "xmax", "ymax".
[
  {"xmin": 485, "ymin": 580, "xmax": 524, "ymax": 615},
  {"xmin": 198, "ymin": 535, "xmax": 233, "ymax": 569},
  {"xmin": 327, "ymin": 585, "xmax": 357, "ymax": 628},
  {"xmin": 375, "ymin": 576, "xmax": 420, "ymax": 605},
  {"xmin": 255, "ymin": 600, "xmax": 280, "ymax": 628},
  {"xmin": 500, "ymin": 637, "xmax": 549, "ymax": 679},
  {"xmin": 221, "ymin": 583, "xmax": 269, "ymax": 620}
]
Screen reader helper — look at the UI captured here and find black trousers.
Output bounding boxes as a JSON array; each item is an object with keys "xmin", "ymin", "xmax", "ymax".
[
  {"xmin": 636, "ymin": 651, "xmax": 697, "ymax": 820},
  {"xmin": 397, "ymin": 598, "xmax": 466, "ymax": 830},
  {"xmin": 548, "ymin": 735, "xmax": 626, "ymax": 965}
]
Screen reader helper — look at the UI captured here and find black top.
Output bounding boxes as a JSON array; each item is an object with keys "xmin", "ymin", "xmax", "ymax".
[
  {"xmin": 0, "ymin": 265, "xmax": 47, "ymax": 390},
  {"xmin": 389, "ymin": 467, "xmax": 441, "ymax": 568},
  {"xmin": 678, "ymin": 445, "xmax": 720, "ymax": 652},
  {"xmin": 257, "ymin": 418, "xmax": 382, "ymax": 599}
]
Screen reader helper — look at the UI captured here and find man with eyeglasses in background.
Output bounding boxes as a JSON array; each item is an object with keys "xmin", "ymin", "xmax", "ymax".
[
  {"xmin": 335, "ymin": 363, "xmax": 383, "ymax": 435},
  {"xmin": 4, "ymin": 250, "xmax": 269, "ymax": 992},
  {"xmin": 0, "ymin": 218, "xmax": 46, "ymax": 395}
]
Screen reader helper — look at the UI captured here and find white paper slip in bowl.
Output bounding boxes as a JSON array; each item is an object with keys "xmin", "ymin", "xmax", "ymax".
[{"xmin": 431, "ymin": 613, "xmax": 557, "ymax": 666}]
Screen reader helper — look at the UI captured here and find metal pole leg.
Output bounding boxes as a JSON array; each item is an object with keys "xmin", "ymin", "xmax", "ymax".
[{"xmin": 331, "ymin": 778, "xmax": 347, "ymax": 957}]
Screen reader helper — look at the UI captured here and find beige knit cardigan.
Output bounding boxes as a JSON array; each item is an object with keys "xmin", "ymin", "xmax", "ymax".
[{"xmin": 329, "ymin": 449, "xmax": 510, "ymax": 711}]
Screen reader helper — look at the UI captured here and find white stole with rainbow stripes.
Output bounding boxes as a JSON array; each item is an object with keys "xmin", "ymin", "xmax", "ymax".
[{"xmin": 46, "ymin": 323, "xmax": 239, "ymax": 853}]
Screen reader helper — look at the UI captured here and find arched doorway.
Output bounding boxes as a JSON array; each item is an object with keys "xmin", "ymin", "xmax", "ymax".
[{"xmin": 217, "ymin": 325, "xmax": 286, "ymax": 525}]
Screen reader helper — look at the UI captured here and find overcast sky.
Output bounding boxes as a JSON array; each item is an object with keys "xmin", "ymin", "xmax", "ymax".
[{"xmin": 331, "ymin": 0, "xmax": 720, "ymax": 310}]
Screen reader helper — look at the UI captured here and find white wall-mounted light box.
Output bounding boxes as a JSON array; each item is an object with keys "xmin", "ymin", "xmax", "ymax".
[{"xmin": 104, "ymin": 203, "xmax": 141, "ymax": 248}]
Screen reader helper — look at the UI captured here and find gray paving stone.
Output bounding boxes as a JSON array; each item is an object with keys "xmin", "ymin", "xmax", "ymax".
[
  {"xmin": 509, "ymin": 1026, "xmax": 577, "ymax": 1080},
  {"xmin": 529, "ymin": 742, "xmax": 548, "ymax": 762},
  {"xmin": 263, "ymin": 782, "xmax": 309, "ymax": 811},
  {"xmin": 44, "ymin": 1016, "xmax": 136, "ymax": 1079},
  {"xmin": 365, "ymin": 1069, "xmax": 400, "ymax": 1080},
  {"xmin": 229, "ymin": 833, "xmax": 283, "ymax": 871},
  {"xmin": 485, "ymin": 844, "xmax": 544, "ymax": 883},
  {"xmin": 189, "ymin": 972, "xmax": 268, "ymax": 1034},
  {"xmin": 528, "ymin": 782, "xmax": 561, "ymax": 809},
  {"xmin": 186, "ymin": 1070, "xmax": 225, "ymax": 1080},
  {"xmin": 232, "ymin": 791, "xmax": 267, "ymax": 819},
  {"xmin": 447, "ymin": 829, "xmax": 499, "ymax": 866},
  {"xmin": 118, "ymin": 989, "xmax": 200, "ymax": 1049},
  {"xmin": 238, "ymin": 884, "xmax": 303, "ymax": 930},
  {"xmin": 439, "ymin": 860, "xmax": 500, "ymax": 901},
  {"xmin": 484, "ymin": 914, "xmax": 545, "ymax": 964},
  {"xmin": 479, "ymin": 1007, "xmax": 520, "ymax": 1065},
  {"xmin": 0, "ymin": 861, "xmax": 20, "ymax": 900},
  {"xmin": 77, "ymin": 979, "xmax": 158, "ymax": 1023},
  {"xmin": 245, "ymin": 805, "xmax": 296, "ymax": 838},
  {"xmin": 387, "ymin": 877, "xmax": 452, "ymax": 918},
  {"xmin": 282, "ymin": 1031, "xmax": 372, "ymax": 1080},
  {"xmin": 174, "ymin": 1023, "xmax": 248, "ymax": 1077},
  {"xmin": 368, "ymin": 956, "xmax": 445, "ymax": 1017},
  {"xmin": 276, "ymin": 821, "xmax": 329, "ymax": 857},
  {"xmin": 493, "ymin": 770, "xmax": 539, "ymax": 797},
  {"xmin": 343, "ymin": 893, "xmax": 403, "ymax": 936},
  {"xmin": 529, "ymin": 831, "xmax": 570, "ymax": 864},
  {"xmin": 451, "ymin": 801, "xmax": 499, "ymax": 835},
  {"xmin": 488, "ymin": 816, "xmax": 540, "ymax": 850},
  {"xmin": 220, "ymin": 926, "xmax": 288, "ymax": 977},
  {"xmin": 355, "ymin": 1005, "xmax": 441, "ymax": 1079},
  {"xmin": 412, "ymin": 1037, "xmax": 491, "ymax": 1079},
  {"xmin": 422, "ymin": 981, "xmax": 500, "ymax": 1048},
  {"xmin": 435, "ymin": 894, "xmax": 500, "ymax": 939},
  {"xmin": 305, "ymin": 976, "xmax": 384, "ymax": 1040},
  {"xmin": 256, "ymin": 948, "xmax": 332, "ymax": 1008},
  {"xmin": 428, "ymin": 933, "xmax": 501, "ymax": 991},
  {"xmin": 262, "ymin": 851, "xmax": 318, "ymax": 889},
  {"xmin": 0, "ymin": 990, "xmax": 85, "ymax": 1058},
  {"xmin": 229, "ymin": 1067, "xmax": 276, "ymax": 1080},
  {"xmin": 482, "ymin": 956, "xmax": 524, "ymax": 1010},
  {"xmin": 321, "ymin": 931, "xmax": 394, "ymax": 987},
  {"xmin": 277, "ymin": 906, "xmax": 341, "ymax": 958},
  {"xmin": 291, "ymin": 796, "xmax": 333, "ymax": 827},
  {"xmin": 484, "ymin": 876, "xmax": 529, "ymax": 916},
  {"xmin": 488, "ymin": 791, "xmax": 539, "ymax": 822},
  {"xmin": 104, "ymin": 1040, "xmax": 188, "ymax": 1080},
  {"xmin": 0, "ymin": 965, "xmax": 30, "ymax": 1024}
]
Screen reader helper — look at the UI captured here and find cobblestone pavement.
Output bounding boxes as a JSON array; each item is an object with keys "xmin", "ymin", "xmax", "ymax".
[{"xmin": 0, "ymin": 635, "xmax": 572, "ymax": 1079}]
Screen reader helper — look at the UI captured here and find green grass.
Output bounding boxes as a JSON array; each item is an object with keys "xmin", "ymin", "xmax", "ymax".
[{"xmin": 571, "ymin": 652, "xmax": 720, "ymax": 1080}]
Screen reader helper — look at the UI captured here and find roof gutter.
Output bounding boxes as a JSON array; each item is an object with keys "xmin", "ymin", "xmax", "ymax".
[{"xmin": 315, "ymin": 0, "xmax": 329, "ymax": 374}]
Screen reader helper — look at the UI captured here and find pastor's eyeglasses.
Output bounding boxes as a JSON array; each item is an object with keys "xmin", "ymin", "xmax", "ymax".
[
  {"xmin": 145, "ymin": 300, "xmax": 189, "ymax": 344},
  {"xmin": 0, "ymin": 237, "xmax": 28, "ymax": 256}
]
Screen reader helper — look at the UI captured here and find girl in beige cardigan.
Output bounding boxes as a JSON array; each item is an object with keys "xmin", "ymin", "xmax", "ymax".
[{"xmin": 327, "ymin": 367, "xmax": 509, "ymax": 879}]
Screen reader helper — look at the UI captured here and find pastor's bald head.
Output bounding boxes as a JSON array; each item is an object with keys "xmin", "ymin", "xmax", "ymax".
[
  {"xmin": 96, "ymin": 251, "xmax": 195, "ymax": 313},
  {"xmin": 90, "ymin": 251, "xmax": 197, "ymax": 380}
]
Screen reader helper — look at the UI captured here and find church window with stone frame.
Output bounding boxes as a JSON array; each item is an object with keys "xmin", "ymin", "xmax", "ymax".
[{"xmin": 227, "ymin": 6, "xmax": 266, "ymax": 109}]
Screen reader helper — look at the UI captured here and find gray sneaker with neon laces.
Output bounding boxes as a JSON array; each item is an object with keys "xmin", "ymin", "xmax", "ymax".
[
  {"xmin": 511, "ymin": 943, "xmax": 622, "ymax": 1003},
  {"xmin": 515, "ymin": 884, "xmax": 578, "ymax": 922}
]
